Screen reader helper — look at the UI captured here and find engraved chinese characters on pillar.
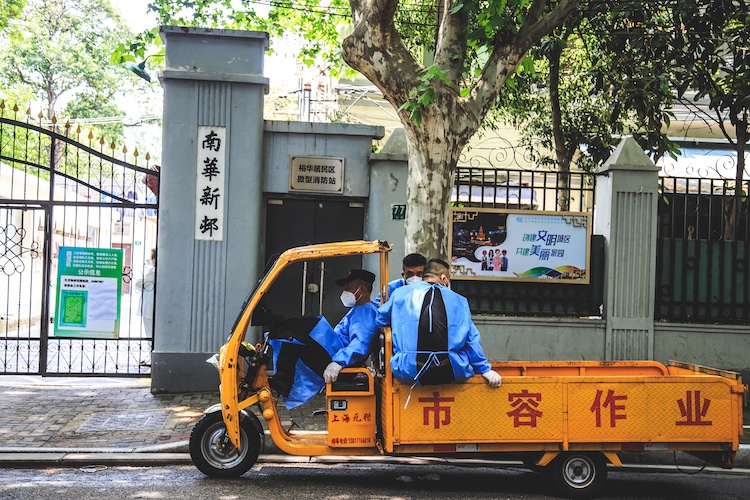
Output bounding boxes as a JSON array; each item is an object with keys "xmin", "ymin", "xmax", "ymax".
[
  {"xmin": 202, "ymin": 157, "xmax": 221, "ymax": 180},
  {"xmin": 590, "ymin": 389, "xmax": 627, "ymax": 427},
  {"xmin": 507, "ymin": 389, "xmax": 543, "ymax": 427},
  {"xmin": 200, "ymin": 187, "xmax": 221, "ymax": 209},
  {"xmin": 676, "ymin": 390, "xmax": 712, "ymax": 426},
  {"xmin": 202, "ymin": 130, "xmax": 222, "ymax": 152},
  {"xmin": 195, "ymin": 126, "xmax": 226, "ymax": 241},
  {"xmin": 419, "ymin": 392, "xmax": 455, "ymax": 429}
]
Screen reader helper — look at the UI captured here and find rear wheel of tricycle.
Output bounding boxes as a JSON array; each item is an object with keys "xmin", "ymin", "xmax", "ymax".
[
  {"xmin": 548, "ymin": 452, "xmax": 607, "ymax": 499},
  {"xmin": 189, "ymin": 411, "xmax": 263, "ymax": 478}
]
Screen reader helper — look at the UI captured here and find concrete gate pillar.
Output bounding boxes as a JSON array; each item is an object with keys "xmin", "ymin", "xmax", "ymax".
[
  {"xmin": 152, "ymin": 27, "xmax": 269, "ymax": 392},
  {"xmin": 594, "ymin": 137, "xmax": 661, "ymax": 360}
]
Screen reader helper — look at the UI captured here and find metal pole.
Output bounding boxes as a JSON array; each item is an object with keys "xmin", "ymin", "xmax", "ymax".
[{"xmin": 38, "ymin": 134, "xmax": 56, "ymax": 375}]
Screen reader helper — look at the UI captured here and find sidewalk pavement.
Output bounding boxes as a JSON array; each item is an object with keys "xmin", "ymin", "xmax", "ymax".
[{"xmin": 0, "ymin": 375, "xmax": 748, "ymax": 470}]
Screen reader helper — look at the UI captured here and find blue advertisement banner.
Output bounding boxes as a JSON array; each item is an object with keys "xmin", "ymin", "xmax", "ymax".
[{"xmin": 450, "ymin": 208, "xmax": 591, "ymax": 284}]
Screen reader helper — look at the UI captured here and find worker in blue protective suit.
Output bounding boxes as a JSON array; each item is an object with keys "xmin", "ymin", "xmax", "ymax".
[
  {"xmin": 376, "ymin": 258, "xmax": 502, "ymax": 388},
  {"xmin": 372, "ymin": 253, "xmax": 426, "ymax": 305},
  {"xmin": 322, "ymin": 269, "xmax": 379, "ymax": 383},
  {"xmin": 267, "ymin": 269, "xmax": 378, "ymax": 409}
]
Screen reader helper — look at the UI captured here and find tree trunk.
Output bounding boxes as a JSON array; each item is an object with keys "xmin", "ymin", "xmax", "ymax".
[
  {"xmin": 723, "ymin": 122, "xmax": 747, "ymax": 241},
  {"xmin": 548, "ymin": 43, "xmax": 571, "ymax": 211},
  {"xmin": 45, "ymin": 89, "xmax": 64, "ymax": 171},
  {"xmin": 402, "ymin": 123, "xmax": 464, "ymax": 258}
]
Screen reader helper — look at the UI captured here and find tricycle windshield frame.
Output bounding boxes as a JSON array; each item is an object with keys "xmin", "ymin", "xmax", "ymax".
[{"xmin": 219, "ymin": 240, "xmax": 391, "ymax": 448}]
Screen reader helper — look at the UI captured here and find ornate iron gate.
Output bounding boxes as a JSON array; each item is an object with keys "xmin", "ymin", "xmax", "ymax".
[{"xmin": 1, "ymin": 104, "xmax": 159, "ymax": 376}]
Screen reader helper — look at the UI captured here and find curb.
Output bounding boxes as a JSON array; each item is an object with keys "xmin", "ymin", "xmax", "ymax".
[
  {"xmin": 1, "ymin": 443, "xmax": 747, "ymax": 469},
  {"xmin": 619, "ymin": 446, "xmax": 750, "ymax": 469},
  {"xmin": 0, "ymin": 451, "xmax": 193, "ymax": 466},
  {"xmin": 1, "ymin": 452, "xmax": 749, "ymax": 475}
]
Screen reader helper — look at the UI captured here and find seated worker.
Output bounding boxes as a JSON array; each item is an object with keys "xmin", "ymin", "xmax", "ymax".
[
  {"xmin": 376, "ymin": 258, "xmax": 502, "ymax": 388},
  {"xmin": 267, "ymin": 269, "xmax": 378, "ymax": 409},
  {"xmin": 373, "ymin": 253, "xmax": 426, "ymax": 305}
]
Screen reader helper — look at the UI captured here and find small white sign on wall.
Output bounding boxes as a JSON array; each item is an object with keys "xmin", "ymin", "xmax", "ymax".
[
  {"xmin": 289, "ymin": 155, "xmax": 344, "ymax": 194},
  {"xmin": 195, "ymin": 126, "xmax": 226, "ymax": 241}
]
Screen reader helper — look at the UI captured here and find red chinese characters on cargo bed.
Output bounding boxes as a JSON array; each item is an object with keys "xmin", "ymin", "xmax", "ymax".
[
  {"xmin": 590, "ymin": 389, "xmax": 627, "ymax": 427},
  {"xmin": 507, "ymin": 389, "xmax": 543, "ymax": 427},
  {"xmin": 416, "ymin": 387, "xmax": 716, "ymax": 430},
  {"xmin": 676, "ymin": 390, "xmax": 712, "ymax": 426},
  {"xmin": 420, "ymin": 392, "xmax": 455, "ymax": 429}
]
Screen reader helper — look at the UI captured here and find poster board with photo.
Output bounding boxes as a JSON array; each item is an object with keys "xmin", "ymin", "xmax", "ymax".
[{"xmin": 449, "ymin": 208, "xmax": 591, "ymax": 284}]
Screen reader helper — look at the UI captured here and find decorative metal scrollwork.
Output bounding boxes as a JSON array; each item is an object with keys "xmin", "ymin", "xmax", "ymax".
[
  {"xmin": 122, "ymin": 265, "xmax": 132, "ymax": 283},
  {"xmin": 458, "ymin": 135, "xmax": 544, "ymax": 171},
  {"xmin": 659, "ymin": 148, "xmax": 746, "ymax": 181},
  {"xmin": 0, "ymin": 224, "xmax": 40, "ymax": 276}
]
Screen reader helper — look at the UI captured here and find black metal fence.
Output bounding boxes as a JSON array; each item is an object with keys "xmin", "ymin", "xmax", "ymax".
[
  {"xmin": 656, "ymin": 239, "xmax": 750, "ymax": 324},
  {"xmin": 0, "ymin": 103, "xmax": 159, "ymax": 375},
  {"xmin": 452, "ymin": 166, "xmax": 602, "ymax": 317},
  {"xmin": 656, "ymin": 176, "xmax": 750, "ymax": 324},
  {"xmin": 657, "ymin": 176, "xmax": 750, "ymax": 241},
  {"xmin": 453, "ymin": 166, "xmax": 595, "ymax": 212},
  {"xmin": 453, "ymin": 168, "xmax": 750, "ymax": 323}
]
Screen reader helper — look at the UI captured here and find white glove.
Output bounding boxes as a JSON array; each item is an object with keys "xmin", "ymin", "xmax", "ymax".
[
  {"xmin": 323, "ymin": 362, "xmax": 343, "ymax": 383},
  {"xmin": 482, "ymin": 370, "xmax": 502, "ymax": 388}
]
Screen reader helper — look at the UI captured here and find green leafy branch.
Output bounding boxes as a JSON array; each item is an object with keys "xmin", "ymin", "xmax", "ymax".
[{"xmin": 398, "ymin": 65, "xmax": 451, "ymax": 125}]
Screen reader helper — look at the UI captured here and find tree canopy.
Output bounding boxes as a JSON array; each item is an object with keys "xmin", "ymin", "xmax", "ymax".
[
  {"xmin": 0, "ymin": 0, "xmax": 25, "ymax": 31},
  {"xmin": 496, "ymin": 0, "xmax": 750, "ymax": 239},
  {"xmin": 0, "ymin": 0, "xmax": 134, "ymax": 124},
  {"xmin": 124, "ymin": 0, "xmax": 580, "ymax": 257},
  {"xmin": 118, "ymin": 0, "xmax": 750, "ymax": 247},
  {"xmin": 0, "ymin": 0, "xmax": 159, "ymax": 176},
  {"xmin": 580, "ymin": 0, "xmax": 749, "ymax": 239}
]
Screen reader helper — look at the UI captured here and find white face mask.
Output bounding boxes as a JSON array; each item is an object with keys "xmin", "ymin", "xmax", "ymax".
[
  {"xmin": 440, "ymin": 275, "xmax": 451, "ymax": 289},
  {"xmin": 340, "ymin": 290, "xmax": 357, "ymax": 308},
  {"xmin": 405, "ymin": 276, "xmax": 422, "ymax": 285}
]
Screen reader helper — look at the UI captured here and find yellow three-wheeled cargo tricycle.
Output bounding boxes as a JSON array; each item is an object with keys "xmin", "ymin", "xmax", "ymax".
[{"xmin": 189, "ymin": 241, "xmax": 746, "ymax": 499}]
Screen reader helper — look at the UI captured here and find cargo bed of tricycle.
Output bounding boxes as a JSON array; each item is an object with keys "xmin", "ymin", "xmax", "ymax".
[
  {"xmin": 190, "ymin": 240, "xmax": 746, "ymax": 499},
  {"xmin": 379, "ymin": 356, "xmax": 744, "ymax": 466}
]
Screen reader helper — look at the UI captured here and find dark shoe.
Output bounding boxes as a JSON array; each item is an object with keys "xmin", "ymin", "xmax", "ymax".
[{"xmin": 269, "ymin": 376, "xmax": 291, "ymax": 397}]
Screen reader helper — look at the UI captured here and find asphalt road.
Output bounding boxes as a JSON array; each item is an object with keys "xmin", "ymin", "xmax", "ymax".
[{"xmin": 0, "ymin": 461, "xmax": 748, "ymax": 499}]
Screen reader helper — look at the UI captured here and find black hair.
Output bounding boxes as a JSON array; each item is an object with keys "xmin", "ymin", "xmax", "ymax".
[
  {"xmin": 423, "ymin": 258, "xmax": 450, "ymax": 279},
  {"xmin": 402, "ymin": 253, "xmax": 426, "ymax": 268}
]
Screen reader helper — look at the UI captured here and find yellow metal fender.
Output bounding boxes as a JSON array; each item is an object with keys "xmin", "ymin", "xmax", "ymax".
[
  {"xmin": 537, "ymin": 451, "xmax": 558, "ymax": 467},
  {"xmin": 536, "ymin": 451, "xmax": 621, "ymax": 468},
  {"xmin": 603, "ymin": 451, "xmax": 623, "ymax": 467}
]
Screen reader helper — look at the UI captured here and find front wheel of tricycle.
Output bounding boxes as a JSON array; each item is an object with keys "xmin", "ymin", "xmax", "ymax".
[
  {"xmin": 189, "ymin": 411, "xmax": 263, "ymax": 478},
  {"xmin": 548, "ymin": 452, "xmax": 607, "ymax": 499}
]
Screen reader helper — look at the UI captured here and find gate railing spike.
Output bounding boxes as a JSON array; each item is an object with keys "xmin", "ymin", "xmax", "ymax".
[{"xmin": 1, "ymin": 100, "xmax": 158, "ymax": 166}]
